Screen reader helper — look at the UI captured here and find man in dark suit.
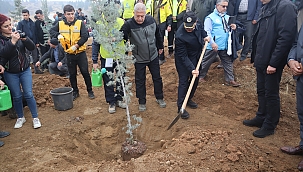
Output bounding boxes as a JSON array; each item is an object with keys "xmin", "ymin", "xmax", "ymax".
[
  {"xmin": 243, "ymin": 0, "xmax": 297, "ymax": 138},
  {"xmin": 280, "ymin": 23, "xmax": 303, "ymax": 171}
]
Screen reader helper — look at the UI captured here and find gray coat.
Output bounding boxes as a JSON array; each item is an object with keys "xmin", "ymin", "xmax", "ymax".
[
  {"xmin": 121, "ymin": 15, "xmax": 164, "ymax": 63},
  {"xmin": 191, "ymin": 0, "xmax": 216, "ymax": 23}
]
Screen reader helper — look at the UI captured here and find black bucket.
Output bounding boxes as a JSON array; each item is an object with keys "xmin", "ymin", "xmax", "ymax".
[{"xmin": 50, "ymin": 87, "xmax": 73, "ymax": 111}]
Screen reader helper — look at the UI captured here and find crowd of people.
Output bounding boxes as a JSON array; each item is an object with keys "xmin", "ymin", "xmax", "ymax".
[{"xmin": 0, "ymin": 0, "xmax": 303, "ymax": 170}]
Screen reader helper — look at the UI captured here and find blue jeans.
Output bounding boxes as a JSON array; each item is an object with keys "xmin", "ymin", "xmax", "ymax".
[{"xmin": 4, "ymin": 67, "xmax": 38, "ymax": 118}]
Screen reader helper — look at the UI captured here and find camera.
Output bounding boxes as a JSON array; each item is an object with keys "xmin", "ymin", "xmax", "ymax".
[{"xmin": 16, "ymin": 30, "xmax": 26, "ymax": 38}]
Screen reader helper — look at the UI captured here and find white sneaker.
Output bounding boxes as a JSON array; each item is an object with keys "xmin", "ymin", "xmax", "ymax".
[
  {"xmin": 117, "ymin": 101, "xmax": 127, "ymax": 109},
  {"xmin": 14, "ymin": 117, "xmax": 26, "ymax": 129},
  {"xmin": 108, "ymin": 104, "xmax": 116, "ymax": 114},
  {"xmin": 33, "ymin": 118, "xmax": 41, "ymax": 129}
]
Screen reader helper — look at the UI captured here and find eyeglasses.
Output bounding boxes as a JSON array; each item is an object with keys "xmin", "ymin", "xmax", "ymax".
[{"xmin": 220, "ymin": 5, "xmax": 228, "ymax": 8}]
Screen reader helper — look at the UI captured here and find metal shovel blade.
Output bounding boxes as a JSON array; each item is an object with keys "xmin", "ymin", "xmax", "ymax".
[{"xmin": 167, "ymin": 109, "xmax": 184, "ymax": 130}]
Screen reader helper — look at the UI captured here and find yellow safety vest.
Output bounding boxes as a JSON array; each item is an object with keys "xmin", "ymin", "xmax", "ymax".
[
  {"xmin": 169, "ymin": 0, "xmax": 187, "ymax": 22},
  {"xmin": 99, "ymin": 18, "xmax": 125, "ymax": 59},
  {"xmin": 58, "ymin": 20, "xmax": 86, "ymax": 54},
  {"xmin": 123, "ymin": 0, "xmax": 136, "ymax": 19},
  {"xmin": 146, "ymin": 0, "xmax": 172, "ymax": 24}
]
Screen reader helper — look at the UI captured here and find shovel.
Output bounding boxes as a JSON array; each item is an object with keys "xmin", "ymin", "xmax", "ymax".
[{"xmin": 167, "ymin": 41, "xmax": 209, "ymax": 130}]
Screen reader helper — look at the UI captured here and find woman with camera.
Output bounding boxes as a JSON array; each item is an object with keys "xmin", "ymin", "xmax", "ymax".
[{"xmin": 0, "ymin": 14, "xmax": 42, "ymax": 129}]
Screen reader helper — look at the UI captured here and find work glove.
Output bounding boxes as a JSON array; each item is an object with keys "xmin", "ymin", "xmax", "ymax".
[
  {"xmin": 57, "ymin": 34, "xmax": 64, "ymax": 40},
  {"xmin": 71, "ymin": 45, "xmax": 77, "ymax": 51},
  {"xmin": 66, "ymin": 45, "xmax": 77, "ymax": 54}
]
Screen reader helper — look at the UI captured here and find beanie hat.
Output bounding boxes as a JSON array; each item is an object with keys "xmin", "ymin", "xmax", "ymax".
[{"xmin": 50, "ymin": 38, "xmax": 59, "ymax": 45}]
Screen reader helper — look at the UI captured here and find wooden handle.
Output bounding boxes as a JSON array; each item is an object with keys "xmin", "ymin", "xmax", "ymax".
[{"xmin": 180, "ymin": 41, "xmax": 209, "ymax": 112}]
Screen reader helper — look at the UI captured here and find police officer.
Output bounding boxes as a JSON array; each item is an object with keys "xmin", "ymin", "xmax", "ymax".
[{"xmin": 175, "ymin": 11, "xmax": 209, "ymax": 119}]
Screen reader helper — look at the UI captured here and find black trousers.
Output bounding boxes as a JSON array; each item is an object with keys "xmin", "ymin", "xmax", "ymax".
[
  {"xmin": 66, "ymin": 51, "xmax": 92, "ymax": 93},
  {"xmin": 159, "ymin": 29, "xmax": 166, "ymax": 61},
  {"xmin": 134, "ymin": 57, "xmax": 164, "ymax": 104},
  {"xmin": 157, "ymin": 22, "xmax": 166, "ymax": 61},
  {"xmin": 177, "ymin": 68, "xmax": 199, "ymax": 110},
  {"xmin": 38, "ymin": 45, "xmax": 50, "ymax": 69},
  {"xmin": 168, "ymin": 22, "xmax": 178, "ymax": 54},
  {"xmin": 297, "ymin": 78, "xmax": 303, "ymax": 148},
  {"xmin": 100, "ymin": 58, "xmax": 123, "ymax": 104},
  {"xmin": 38, "ymin": 45, "xmax": 50, "ymax": 56},
  {"xmin": 255, "ymin": 66, "xmax": 284, "ymax": 130}
]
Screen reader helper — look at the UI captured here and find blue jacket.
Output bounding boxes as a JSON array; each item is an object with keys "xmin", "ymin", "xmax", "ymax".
[
  {"xmin": 232, "ymin": 0, "xmax": 262, "ymax": 21},
  {"xmin": 17, "ymin": 19, "xmax": 36, "ymax": 43},
  {"xmin": 174, "ymin": 20, "xmax": 207, "ymax": 74},
  {"xmin": 205, "ymin": 8, "xmax": 229, "ymax": 50}
]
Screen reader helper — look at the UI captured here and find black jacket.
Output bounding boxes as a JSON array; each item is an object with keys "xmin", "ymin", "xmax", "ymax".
[
  {"xmin": 0, "ymin": 35, "xmax": 35, "ymax": 73},
  {"xmin": 174, "ymin": 20, "xmax": 207, "ymax": 73},
  {"xmin": 39, "ymin": 44, "xmax": 66, "ymax": 64},
  {"xmin": 251, "ymin": 0, "xmax": 297, "ymax": 69},
  {"xmin": 231, "ymin": 21, "xmax": 245, "ymax": 60},
  {"xmin": 17, "ymin": 19, "xmax": 36, "ymax": 43},
  {"xmin": 35, "ymin": 19, "xmax": 47, "ymax": 45}
]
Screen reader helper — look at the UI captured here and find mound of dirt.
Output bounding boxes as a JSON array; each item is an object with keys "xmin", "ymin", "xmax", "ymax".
[{"xmin": 0, "ymin": 45, "xmax": 301, "ymax": 171}]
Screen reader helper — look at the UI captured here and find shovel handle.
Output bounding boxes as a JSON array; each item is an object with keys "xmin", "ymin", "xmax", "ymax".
[{"xmin": 180, "ymin": 41, "xmax": 208, "ymax": 111}]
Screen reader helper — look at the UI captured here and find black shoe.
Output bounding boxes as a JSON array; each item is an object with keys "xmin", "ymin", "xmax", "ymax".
[
  {"xmin": 34, "ymin": 66, "xmax": 44, "ymax": 74},
  {"xmin": 73, "ymin": 92, "xmax": 79, "ymax": 101},
  {"xmin": 240, "ymin": 55, "xmax": 246, "ymax": 61},
  {"xmin": 7, "ymin": 108, "xmax": 17, "ymax": 119},
  {"xmin": 0, "ymin": 131, "xmax": 10, "ymax": 138},
  {"xmin": 1, "ymin": 111, "xmax": 8, "ymax": 116},
  {"xmin": 0, "ymin": 140, "xmax": 4, "ymax": 147},
  {"xmin": 179, "ymin": 109, "xmax": 190, "ymax": 119},
  {"xmin": 187, "ymin": 99, "xmax": 198, "ymax": 109},
  {"xmin": 243, "ymin": 117, "xmax": 263, "ymax": 128},
  {"xmin": 34, "ymin": 69, "xmax": 44, "ymax": 74},
  {"xmin": 88, "ymin": 91, "xmax": 95, "ymax": 99},
  {"xmin": 253, "ymin": 128, "xmax": 274, "ymax": 138}
]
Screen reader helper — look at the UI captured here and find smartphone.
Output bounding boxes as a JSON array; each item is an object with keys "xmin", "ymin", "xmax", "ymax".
[{"xmin": 228, "ymin": 16, "xmax": 236, "ymax": 25}]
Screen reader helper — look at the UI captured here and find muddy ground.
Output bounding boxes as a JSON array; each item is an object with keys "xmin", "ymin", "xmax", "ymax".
[{"xmin": 0, "ymin": 43, "xmax": 301, "ymax": 172}]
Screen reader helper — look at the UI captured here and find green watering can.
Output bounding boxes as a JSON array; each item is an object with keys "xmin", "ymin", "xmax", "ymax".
[
  {"xmin": 91, "ymin": 69, "xmax": 103, "ymax": 87},
  {"xmin": 0, "ymin": 85, "xmax": 12, "ymax": 111}
]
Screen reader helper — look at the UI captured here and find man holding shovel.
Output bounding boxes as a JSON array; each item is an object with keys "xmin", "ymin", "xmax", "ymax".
[{"xmin": 175, "ymin": 11, "xmax": 209, "ymax": 119}]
